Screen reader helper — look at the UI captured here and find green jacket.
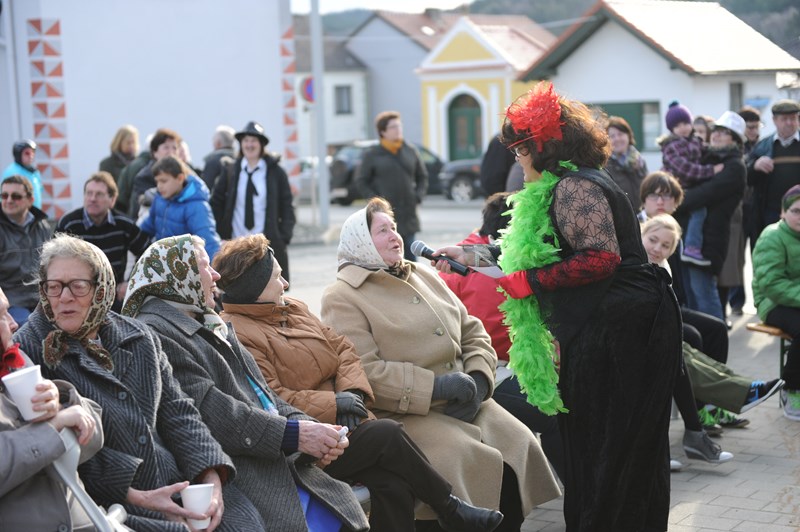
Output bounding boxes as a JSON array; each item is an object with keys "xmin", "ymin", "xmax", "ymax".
[{"xmin": 752, "ymin": 220, "xmax": 800, "ymax": 321}]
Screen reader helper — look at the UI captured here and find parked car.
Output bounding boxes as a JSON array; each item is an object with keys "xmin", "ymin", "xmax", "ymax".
[
  {"xmin": 328, "ymin": 140, "xmax": 444, "ymax": 205},
  {"xmin": 438, "ymin": 158, "xmax": 483, "ymax": 203},
  {"xmin": 291, "ymin": 155, "xmax": 331, "ymax": 205}
]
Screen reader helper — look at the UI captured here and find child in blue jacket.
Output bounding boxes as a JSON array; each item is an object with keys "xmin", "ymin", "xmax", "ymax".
[{"xmin": 139, "ymin": 156, "xmax": 221, "ymax": 259}]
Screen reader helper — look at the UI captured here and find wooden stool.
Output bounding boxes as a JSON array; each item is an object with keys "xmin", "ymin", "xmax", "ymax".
[{"xmin": 745, "ymin": 322, "xmax": 792, "ymax": 374}]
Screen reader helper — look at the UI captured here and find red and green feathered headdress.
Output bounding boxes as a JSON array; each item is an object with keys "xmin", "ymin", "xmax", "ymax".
[{"xmin": 505, "ymin": 82, "xmax": 564, "ymax": 152}]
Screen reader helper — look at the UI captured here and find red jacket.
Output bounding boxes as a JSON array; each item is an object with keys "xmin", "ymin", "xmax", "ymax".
[{"xmin": 439, "ymin": 233, "xmax": 511, "ymax": 361}]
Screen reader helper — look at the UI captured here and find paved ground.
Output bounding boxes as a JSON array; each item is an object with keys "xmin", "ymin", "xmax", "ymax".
[
  {"xmin": 522, "ymin": 313, "xmax": 800, "ymax": 532},
  {"xmin": 288, "ymin": 198, "xmax": 800, "ymax": 532}
]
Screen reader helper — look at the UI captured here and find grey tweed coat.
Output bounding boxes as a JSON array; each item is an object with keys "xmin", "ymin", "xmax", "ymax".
[
  {"xmin": 136, "ymin": 298, "xmax": 369, "ymax": 532},
  {"xmin": 16, "ymin": 308, "xmax": 265, "ymax": 532}
]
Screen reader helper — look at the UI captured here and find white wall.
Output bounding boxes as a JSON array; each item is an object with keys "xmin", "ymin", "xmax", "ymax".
[
  {"xmin": 4, "ymin": 0, "xmax": 290, "ymax": 212},
  {"xmin": 295, "ymin": 70, "xmax": 369, "ymax": 155},
  {"xmin": 549, "ymin": 21, "xmax": 789, "ymax": 169},
  {"xmin": 346, "ymin": 18, "xmax": 428, "ymax": 144}
]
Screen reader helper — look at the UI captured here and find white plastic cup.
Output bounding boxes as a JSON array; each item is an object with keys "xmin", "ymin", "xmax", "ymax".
[
  {"xmin": 1, "ymin": 365, "xmax": 43, "ymax": 421},
  {"xmin": 181, "ymin": 483, "xmax": 214, "ymax": 529}
]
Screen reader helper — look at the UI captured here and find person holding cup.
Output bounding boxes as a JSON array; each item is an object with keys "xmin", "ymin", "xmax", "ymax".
[
  {"xmin": 14, "ymin": 234, "xmax": 265, "ymax": 531},
  {"xmin": 0, "ymin": 286, "xmax": 104, "ymax": 530},
  {"xmin": 122, "ymin": 235, "xmax": 371, "ymax": 532}
]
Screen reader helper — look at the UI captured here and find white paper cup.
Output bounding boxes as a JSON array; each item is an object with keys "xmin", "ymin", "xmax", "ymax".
[
  {"xmin": 1, "ymin": 365, "xmax": 43, "ymax": 421},
  {"xmin": 181, "ymin": 483, "xmax": 214, "ymax": 529}
]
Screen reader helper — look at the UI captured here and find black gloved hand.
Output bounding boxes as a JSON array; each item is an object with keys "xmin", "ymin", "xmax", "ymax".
[
  {"xmin": 444, "ymin": 372, "xmax": 488, "ymax": 423},
  {"xmin": 336, "ymin": 411, "xmax": 363, "ymax": 431},
  {"xmin": 335, "ymin": 391, "xmax": 369, "ymax": 431},
  {"xmin": 432, "ymin": 372, "xmax": 476, "ymax": 403}
]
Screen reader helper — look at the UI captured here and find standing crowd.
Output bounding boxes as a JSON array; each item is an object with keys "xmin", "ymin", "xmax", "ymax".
[{"xmin": 0, "ymin": 91, "xmax": 798, "ymax": 531}]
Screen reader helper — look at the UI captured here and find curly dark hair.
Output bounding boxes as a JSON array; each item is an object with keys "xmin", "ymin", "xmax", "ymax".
[{"xmin": 501, "ymin": 93, "xmax": 610, "ymax": 176}]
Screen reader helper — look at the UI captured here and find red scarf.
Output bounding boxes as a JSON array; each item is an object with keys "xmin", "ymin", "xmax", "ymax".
[{"xmin": 0, "ymin": 344, "xmax": 25, "ymax": 378}]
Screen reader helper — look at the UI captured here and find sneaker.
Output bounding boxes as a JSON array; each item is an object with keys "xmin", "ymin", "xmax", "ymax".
[
  {"xmin": 681, "ymin": 246, "xmax": 712, "ymax": 267},
  {"xmin": 670, "ymin": 458, "xmax": 685, "ymax": 472},
  {"xmin": 682, "ymin": 430, "xmax": 734, "ymax": 463},
  {"xmin": 697, "ymin": 407, "xmax": 724, "ymax": 436},
  {"xmin": 712, "ymin": 407, "xmax": 750, "ymax": 428},
  {"xmin": 731, "ymin": 306, "xmax": 744, "ymax": 316},
  {"xmin": 782, "ymin": 389, "xmax": 800, "ymax": 421},
  {"xmin": 740, "ymin": 379, "xmax": 784, "ymax": 413}
]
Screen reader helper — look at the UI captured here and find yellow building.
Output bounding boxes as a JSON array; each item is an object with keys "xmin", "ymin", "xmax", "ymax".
[{"xmin": 418, "ymin": 16, "xmax": 555, "ymax": 161}]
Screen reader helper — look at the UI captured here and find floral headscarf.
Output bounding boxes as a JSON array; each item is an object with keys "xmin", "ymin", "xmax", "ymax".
[
  {"xmin": 40, "ymin": 240, "xmax": 116, "ymax": 370},
  {"xmin": 122, "ymin": 235, "xmax": 229, "ymax": 343}
]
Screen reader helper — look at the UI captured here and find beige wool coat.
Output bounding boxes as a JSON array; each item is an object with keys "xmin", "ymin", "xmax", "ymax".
[{"xmin": 321, "ymin": 263, "xmax": 561, "ymax": 519}]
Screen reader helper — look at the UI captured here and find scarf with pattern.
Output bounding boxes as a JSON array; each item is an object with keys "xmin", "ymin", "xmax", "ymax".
[
  {"xmin": 498, "ymin": 161, "xmax": 576, "ymax": 415},
  {"xmin": 40, "ymin": 243, "xmax": 115, "ymax": 371},
  {"xmin": 122, "ymin": 235, "xmax": 229, "ymax": 343},
  {"xmin": 610, "ymin": 145, "xmax": 644, "ymax": 172}
]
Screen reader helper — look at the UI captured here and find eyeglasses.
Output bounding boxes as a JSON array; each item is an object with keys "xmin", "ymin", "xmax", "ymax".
[
  {"xmin": 646, "ymin": 193, "xmax": 675, "ymax": 202},
  {"xmin": 40, "ymin": 279, "xmax": 96, "ymax": 298},
  {"xmin": 0, "ymin": 192, "xmax": 28, "ymax": 201}
]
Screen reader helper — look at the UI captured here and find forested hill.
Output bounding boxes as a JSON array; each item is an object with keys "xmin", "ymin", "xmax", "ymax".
[{"xmin": 322, "ymin": 0, "xmax": 799, "ymax": 57}]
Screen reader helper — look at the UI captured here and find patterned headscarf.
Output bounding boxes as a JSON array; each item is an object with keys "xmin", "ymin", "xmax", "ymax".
[
  {"xmin": 40, "ymin": 240, "xmax": 115, "ymax": 370},
  {"xmin": 122, "ymin": 235, "xmax": 229, "ymax": 343},
  {"xmin": 337, "ymin": 207, "xmax": 387, "ymax": 269}
]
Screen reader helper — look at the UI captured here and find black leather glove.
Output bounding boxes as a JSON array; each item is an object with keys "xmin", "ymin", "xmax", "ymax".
[
  {"xmin": 335, "ymin": 391, "xmax": 368, "ymax": 430},
  {"xmin": 444, "ymin": 372, "xmax": 488, "ymax": 423}
]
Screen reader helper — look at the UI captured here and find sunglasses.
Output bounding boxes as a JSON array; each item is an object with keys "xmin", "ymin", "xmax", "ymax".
[{"xmin": 0, "ymin": 192, "xmax": 28, "ymax": 201}]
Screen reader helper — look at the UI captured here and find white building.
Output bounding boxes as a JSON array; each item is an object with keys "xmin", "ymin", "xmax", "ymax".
[
  {"xmin": 293, "ymin": 14, "xmax": 369, "ymax": 156},
  {"xmin": 0, "ymin": 0, "xmax": 294, "ymax": 217},
  {"xmin": 523, "ymin": 0, "xmax": 800, "ymax": 169}
]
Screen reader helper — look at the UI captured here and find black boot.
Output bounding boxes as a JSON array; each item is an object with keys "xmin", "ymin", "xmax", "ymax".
[{"xmin": 437, "ymin": 494, "xmax": 503, "ymax": 532}]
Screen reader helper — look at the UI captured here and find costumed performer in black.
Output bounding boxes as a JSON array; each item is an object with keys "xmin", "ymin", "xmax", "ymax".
[{"xmin": 431, "ymin": 82, "xmax": 682, "ymax": 531}]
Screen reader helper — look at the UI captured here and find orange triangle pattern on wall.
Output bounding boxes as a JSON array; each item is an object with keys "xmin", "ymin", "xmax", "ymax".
[{"xmin": 27, "ymin": 18, "xmax": 71, "ymax": 218}]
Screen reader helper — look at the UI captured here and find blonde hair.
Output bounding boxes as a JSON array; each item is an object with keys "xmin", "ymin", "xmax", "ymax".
[
  {"xmin": 641, "ymin": 214, "xmax": 682, "ymax": 255},
  {"xmin": 109, "ymin": 125, "xmax": 139, "ymax": 154}
]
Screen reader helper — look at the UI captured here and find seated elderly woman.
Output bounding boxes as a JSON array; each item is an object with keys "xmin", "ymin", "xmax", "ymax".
[
  {"xmin": 122, "ymin": 235, "xmax": 370, "ymax": 532},
  {"xmin": 1, "ymin": 286, "xmax": 103, "ymax": 531},
  {"xmin": 211, "ymin": 233, "xmax": 504, "ymax": 532},
  {"xmin": 320, "ymin": 197, "xmax": 561, "ymax": 531},
  {"xmin": 14, "ymin": 234, "xmax": 264, "ymax": 532}
]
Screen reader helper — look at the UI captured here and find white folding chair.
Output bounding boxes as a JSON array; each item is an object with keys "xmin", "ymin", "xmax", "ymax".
[{"xmin": 52, "ymin": 429, "xmax": 132, "ymax": 532}]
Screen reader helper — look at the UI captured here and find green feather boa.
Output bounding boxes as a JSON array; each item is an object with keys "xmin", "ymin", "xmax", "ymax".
[{"xmin": 498, "ymin": 161, "xmax": 576, "ymax": 415}]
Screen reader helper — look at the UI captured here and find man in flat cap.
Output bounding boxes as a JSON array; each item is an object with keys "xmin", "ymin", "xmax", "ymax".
[
  {"xmin": 211, "ymin": 121, "xmax": 295, "ymax": 281},
  {"xmin": 747, "ymin": 99, "xmax": 800, "ymax": 241}
]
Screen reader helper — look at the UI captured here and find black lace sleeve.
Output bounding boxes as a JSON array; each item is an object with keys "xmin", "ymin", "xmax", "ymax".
[{"xmin": 552, "ymin": 176, "xmax": 620, "ymax": 255}]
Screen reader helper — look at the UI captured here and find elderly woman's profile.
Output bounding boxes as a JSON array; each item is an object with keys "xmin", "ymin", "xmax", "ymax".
[{"xmin": 14, "ymin": 233, "xmax": 264, "ymax": 531}]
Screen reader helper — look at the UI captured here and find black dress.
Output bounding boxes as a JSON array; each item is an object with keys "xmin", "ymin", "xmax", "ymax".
[{"xmin": 539, "ymin": 168, "xmax": 681, "ymax": 531}]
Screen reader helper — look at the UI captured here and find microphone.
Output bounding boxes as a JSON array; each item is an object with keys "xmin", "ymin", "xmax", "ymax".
[{"xmin": 410, "ymin": 240, "xmax": 470, "ymax": 276}]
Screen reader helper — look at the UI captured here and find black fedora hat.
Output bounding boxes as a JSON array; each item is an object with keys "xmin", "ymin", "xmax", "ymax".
[{"xmin": 235, "ymin": 121, "xmax": 269, "ymax": 146}]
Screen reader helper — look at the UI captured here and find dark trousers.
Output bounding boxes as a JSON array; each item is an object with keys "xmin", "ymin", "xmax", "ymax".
[
  {"xmin": 728, "ymin": 285, "xmax": 745, "ymax": 310},
  {"xmin": 493, "ymin": 376, "xmax": 565, "ymax": 482},
  {"xmin": 681, "ymin": 307, "xmax": 729, "ymax": 364},
  {"xmin": 766, "ymin": 306, "xmax": 800, "ymax": 389},
  {"xmin": 414, "ymin": 464, "xmax": 523, "ymax": 532},
  {"xmin": 325, "ymin": 418, "xmax": 451, "ymax": 532}
]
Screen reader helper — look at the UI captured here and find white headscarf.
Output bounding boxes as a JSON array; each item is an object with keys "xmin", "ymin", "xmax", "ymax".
[{"xmin": 337, "ymin": 207, "xmax": 390, "ymax": 269}]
